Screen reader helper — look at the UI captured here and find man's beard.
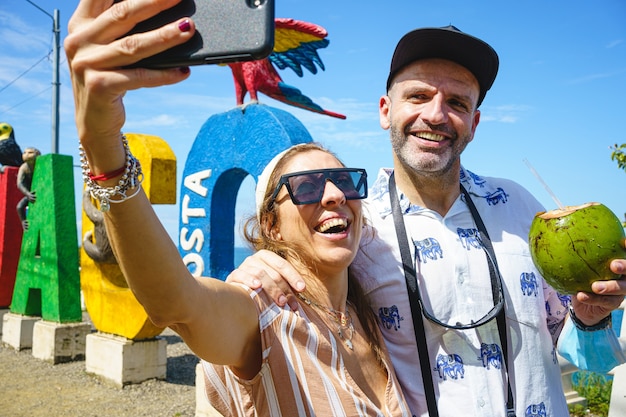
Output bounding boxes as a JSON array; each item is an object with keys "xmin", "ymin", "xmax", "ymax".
[{"xmin": 389, "ymin": 123, "xmax": 461, "ymax": 176}]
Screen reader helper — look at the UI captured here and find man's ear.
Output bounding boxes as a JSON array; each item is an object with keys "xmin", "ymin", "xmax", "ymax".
[{"xmin": 379, "ymin": 95, "xmax": 391, "ymax": 130}]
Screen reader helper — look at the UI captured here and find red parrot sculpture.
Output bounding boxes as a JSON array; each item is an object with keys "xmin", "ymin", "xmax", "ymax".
[{"xmin": 228, "ymin": 18, "xmax": 346, "ymax": 119}]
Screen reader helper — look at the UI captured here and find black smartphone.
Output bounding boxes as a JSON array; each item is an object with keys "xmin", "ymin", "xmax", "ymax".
[{"xmin": 118, "ymin": 0, "xmax": 275, "ymax": 68}]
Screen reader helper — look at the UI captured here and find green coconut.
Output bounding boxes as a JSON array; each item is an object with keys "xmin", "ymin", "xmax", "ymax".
[{"xmin": 528, "ymin": 202, "xmax": 626, "ymax": 294}]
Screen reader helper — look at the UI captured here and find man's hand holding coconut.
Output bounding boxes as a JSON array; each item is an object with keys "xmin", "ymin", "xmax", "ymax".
[{"xmin": 530, "ymin": 202, "xmax": 626, "ymax": 373}]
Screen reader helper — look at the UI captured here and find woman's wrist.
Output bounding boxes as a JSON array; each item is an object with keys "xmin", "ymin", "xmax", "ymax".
[
  {"xmin": 80, "ymin": 133, "xmax": 144, "ymax": 212},
  {"xmin": 78, "ymin": 130, "xmax": 128, "ymax": 182}
]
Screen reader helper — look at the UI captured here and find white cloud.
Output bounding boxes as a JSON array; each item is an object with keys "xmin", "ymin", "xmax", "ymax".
[
  {"xmin": 480, "ymin": 104, "xmax": 531, "ymax": 124},
  {"xmin": 125, "ymin": 114, "xmax": 181, "ymax": 129},
  {"xmin": 0, "ymin": 10, "xmax": 51, "ymax": 53},
  {"xmin": 567, "ymin": 70, "xmax": 625, "ymax": 84}
]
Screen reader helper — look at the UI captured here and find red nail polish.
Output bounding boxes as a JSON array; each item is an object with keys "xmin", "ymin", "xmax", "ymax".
[{"xmin": 178, "ymin": 19, "xmax": 191, "ymax": 32}]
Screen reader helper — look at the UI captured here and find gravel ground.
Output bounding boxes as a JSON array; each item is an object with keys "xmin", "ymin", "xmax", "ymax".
[
  {"xmin": 0, "ymin": 316, "xmax": 605, "ymax": 417},
  {"xmin": 0, "ymin": 325, "xmax": 199, "ymax": 417}
]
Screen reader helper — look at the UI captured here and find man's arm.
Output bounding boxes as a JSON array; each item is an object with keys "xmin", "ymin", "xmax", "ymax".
[{"xmin": 227, "ymin": 249, "xmax": 307, "ymax": 311}]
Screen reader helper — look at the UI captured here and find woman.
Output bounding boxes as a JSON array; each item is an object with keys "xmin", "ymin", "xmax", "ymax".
[
  {"xmin": 203, "ymin": 142, "xmax": 409, "ymax": 415},
  {"xmin": 65, "ymin": 1, "xmax": 410, "ymax": 415}
]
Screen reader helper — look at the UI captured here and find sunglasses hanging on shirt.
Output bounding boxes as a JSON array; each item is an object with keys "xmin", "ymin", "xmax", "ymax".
[
  {"xmin": 388, "ymin": 173, "xmax": 516, "ymax": 417},
  {"xmin": 413, "ymin": 239, "xmax": 505, "ymax": 330}
]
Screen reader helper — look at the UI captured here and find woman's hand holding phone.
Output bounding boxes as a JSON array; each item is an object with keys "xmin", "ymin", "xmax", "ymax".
[{"xmin": 116, "ymin": 0, "xmax": 275, "ymax": 69}]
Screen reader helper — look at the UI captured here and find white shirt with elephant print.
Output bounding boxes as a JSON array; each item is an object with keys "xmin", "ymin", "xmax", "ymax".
[{"xmin": 353, "ymin": 166, "xmax": 573, "ymax": 417}]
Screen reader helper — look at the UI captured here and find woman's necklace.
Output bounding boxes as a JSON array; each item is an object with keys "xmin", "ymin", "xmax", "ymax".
[{"xmin": 297, "ymin": 293, "xmax": 355, "ymax": 350}]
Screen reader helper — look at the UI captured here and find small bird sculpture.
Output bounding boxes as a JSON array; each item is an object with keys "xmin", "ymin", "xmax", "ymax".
[
  {"xmin": 0, "ymin": 122, "xmax": 24, "ymax": 171},
  {"xmin": 228, "ymin": 18, "xmax": 346, "ymax": 119}
]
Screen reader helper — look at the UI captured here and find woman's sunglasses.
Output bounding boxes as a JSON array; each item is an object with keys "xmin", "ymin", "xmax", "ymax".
[{"xmin": 269, "ymin": 168, "xmax": 368, "ymax": 207}]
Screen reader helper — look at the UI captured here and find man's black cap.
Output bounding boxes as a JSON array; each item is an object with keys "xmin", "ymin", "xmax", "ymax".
[{"xmin": 386, "ymin": 25, "xmax": 499, "ymax": 107}]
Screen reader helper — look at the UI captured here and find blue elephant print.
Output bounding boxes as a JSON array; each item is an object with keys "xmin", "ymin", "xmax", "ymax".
[
  {"xmin": 478, "ymin": 343, "xmax": 502, "ymax": 370},
  {"xmin": 435, "ymin": 353, "xmax": 465, "ymax": 381},
  {"xmin": 413, "ymin": 237, "xmax": 443, "ymax": 264},
  {"xmin": 520, "ymin": 272, "xmax": 538, "ymax": 296},
  {"xmin": 525, "ymin": 402, "xmax": 546, "ymax": 417},
  {"xmin": 558, "ymin": 293, "xmax": 571, "ymax": 307},
  {"xmin": 457, "ymin": 227, "xmax": 483, "ymax": 251},
  {"xmin": 378, "ymin": 305, "xmax": 403, "ymax": 331},
  {"xmin": 461, "ymin": 169, "xmax": 486, "ymax": 188},
  {"xmin": 485, "ymin": 187, "xmax": 509, "ymax": 205}
]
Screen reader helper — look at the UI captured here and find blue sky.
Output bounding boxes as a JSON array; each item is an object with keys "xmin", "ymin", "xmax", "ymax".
[{"xmin": 1, "ymin": 0, "xmax": 625, "ymax": 246}]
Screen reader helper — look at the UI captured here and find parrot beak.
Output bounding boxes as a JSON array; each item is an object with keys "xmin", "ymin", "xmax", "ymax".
[{"xmin": 0, "ymin": 124, "xmax": 13, "ymax": 140}]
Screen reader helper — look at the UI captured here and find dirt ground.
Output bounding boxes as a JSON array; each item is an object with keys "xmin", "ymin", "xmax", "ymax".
[
  {"xmin": 0, "ymin": 318, "xmax": 609, "ymax": 417},
  {"xmin": 0, "ymin": 326, "xmax": 198, "ymax": 417}
]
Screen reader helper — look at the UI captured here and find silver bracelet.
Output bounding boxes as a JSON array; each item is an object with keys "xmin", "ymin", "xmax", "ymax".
[{"xmin": 79, "ymin": 133, "xmax": 144, "ymax": 212}]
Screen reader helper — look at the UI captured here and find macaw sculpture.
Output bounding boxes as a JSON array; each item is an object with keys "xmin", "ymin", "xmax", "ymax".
[
  {"xmin": 228, "ymin": 18, "xmax": 346, "ymax": 119},
  {"xmin": 0, "ymin": 122, "xmax": 24, "ymax": 172}
]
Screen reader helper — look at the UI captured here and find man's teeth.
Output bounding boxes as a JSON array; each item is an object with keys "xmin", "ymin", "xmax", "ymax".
[
  {"xmin": 418, "ymin": 132, "xmax": 445, "ymax": 142},
  {"xmin": 317, "ymin": 218, "xmax": 348, "ymax": 233}
]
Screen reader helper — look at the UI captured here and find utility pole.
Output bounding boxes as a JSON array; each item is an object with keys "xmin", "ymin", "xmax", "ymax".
[{"xmin": 25, "ymin": 1, "xmax": 60, "ymax": 154}]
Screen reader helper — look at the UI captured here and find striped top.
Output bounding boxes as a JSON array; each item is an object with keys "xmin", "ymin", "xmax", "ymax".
[{"xmin": 202, "ymin": 287, "xmax": 411, "ymax": 417}]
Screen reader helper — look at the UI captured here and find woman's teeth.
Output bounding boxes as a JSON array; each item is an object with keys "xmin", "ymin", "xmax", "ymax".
[{"xmin": 317, "ymin": 218, "xmax": 348, "ymax": 233}]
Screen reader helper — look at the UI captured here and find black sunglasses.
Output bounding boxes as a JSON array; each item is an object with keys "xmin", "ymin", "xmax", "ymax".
[
  {"xmin": 269, "ymin": 168, "xmax": 368, "ymax": 207},
  {"xmin": 414, "ymin": 246, "xmax": 505, "ymax": 330}
]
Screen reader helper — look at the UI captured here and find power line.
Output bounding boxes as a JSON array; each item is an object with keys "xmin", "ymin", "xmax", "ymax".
[
  {"xmin": 0, "ymin": 52, "xmax": 52, "ymax": 95},
  {"xmin": 22, "ymin": 1, "xmax": 61, "ymax": 153},
  {"xmin": 0, "ymin": 86, "xmax": 52, "ymax": 116}
]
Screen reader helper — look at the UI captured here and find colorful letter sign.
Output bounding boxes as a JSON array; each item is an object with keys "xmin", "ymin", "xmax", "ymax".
[
  {"xmin": 0, "ymin": 166, "xmax": 24, "ymax": 307},
  {"xmin": 179, "ymin": 104, "xmax": 312, "ymax": 280},
  {"xmin": 81, "ymin": 133, "xmax": 176, "ymax": 340},
  {"xmin": 11, "ymin": 154, "xmax": 81, "ymax": 322}
]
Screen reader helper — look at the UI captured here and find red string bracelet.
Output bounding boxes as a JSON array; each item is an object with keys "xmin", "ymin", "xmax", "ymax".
[{"xmin": 88, "ymin": 165, "xmax": 127, "ymax": 182}]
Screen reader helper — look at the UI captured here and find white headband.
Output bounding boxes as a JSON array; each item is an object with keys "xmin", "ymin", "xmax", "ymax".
[{"xmin": 255, "ymin": 148, "xmax": 290, "ymax": 219}]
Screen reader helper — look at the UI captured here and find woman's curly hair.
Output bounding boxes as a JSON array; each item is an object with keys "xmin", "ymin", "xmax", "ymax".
[{"xmin": 242, "ymin": 142, "xmax": 384, "ymax": 365}]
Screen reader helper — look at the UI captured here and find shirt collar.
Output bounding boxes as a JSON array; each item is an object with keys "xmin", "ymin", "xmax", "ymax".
[{"xmin": 368, "ymin": 166, "xmax": 498, "ymax": 219}]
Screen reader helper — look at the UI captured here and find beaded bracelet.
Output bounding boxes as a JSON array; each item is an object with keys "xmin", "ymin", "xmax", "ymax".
[{"xmin": 79, "ymin": 133, "xmax": 144, "ymax": 212}]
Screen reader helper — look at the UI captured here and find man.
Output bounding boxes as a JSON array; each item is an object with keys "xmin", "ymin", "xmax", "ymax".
[{"xmin": 230, "ymin": 25, "xmax": 626, "ymax": 416}]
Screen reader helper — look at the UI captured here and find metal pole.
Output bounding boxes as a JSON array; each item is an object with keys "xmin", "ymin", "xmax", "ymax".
[
  {"xmin": 52, "ymin": 9, "xmax": 60, "ymax": 154},
  {"xmin": 24, "ymin": 1, "xmax": 60, "ymax": 154}
]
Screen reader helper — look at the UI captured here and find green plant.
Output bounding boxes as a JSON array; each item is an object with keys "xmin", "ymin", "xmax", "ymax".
[
  {"xmin": 610, "ymin": 143, "xmax": 626, "ymax": 172},
  {"xmin": 568, "ymin": 371, "xmax": 613, "ymax": 417}
]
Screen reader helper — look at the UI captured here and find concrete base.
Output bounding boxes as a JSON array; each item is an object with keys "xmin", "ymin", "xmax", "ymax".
[
  {"xmin": 0, "ymin": 309, "xmax": 8, "ymax": 335},
  {"xmin": 1, "ymin": 312, "xmax": 40, "ymax": 350},
  {"xmin": 85, "ymin": 332, "xmax": 167, "ymax": 388},
  {"xmin": 32, "ymin": 320, "xmax": 91, "ymax": 364},
  {"xmin": 195, "ymin": 362, "xmax": 224, "ymax": 417}
]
